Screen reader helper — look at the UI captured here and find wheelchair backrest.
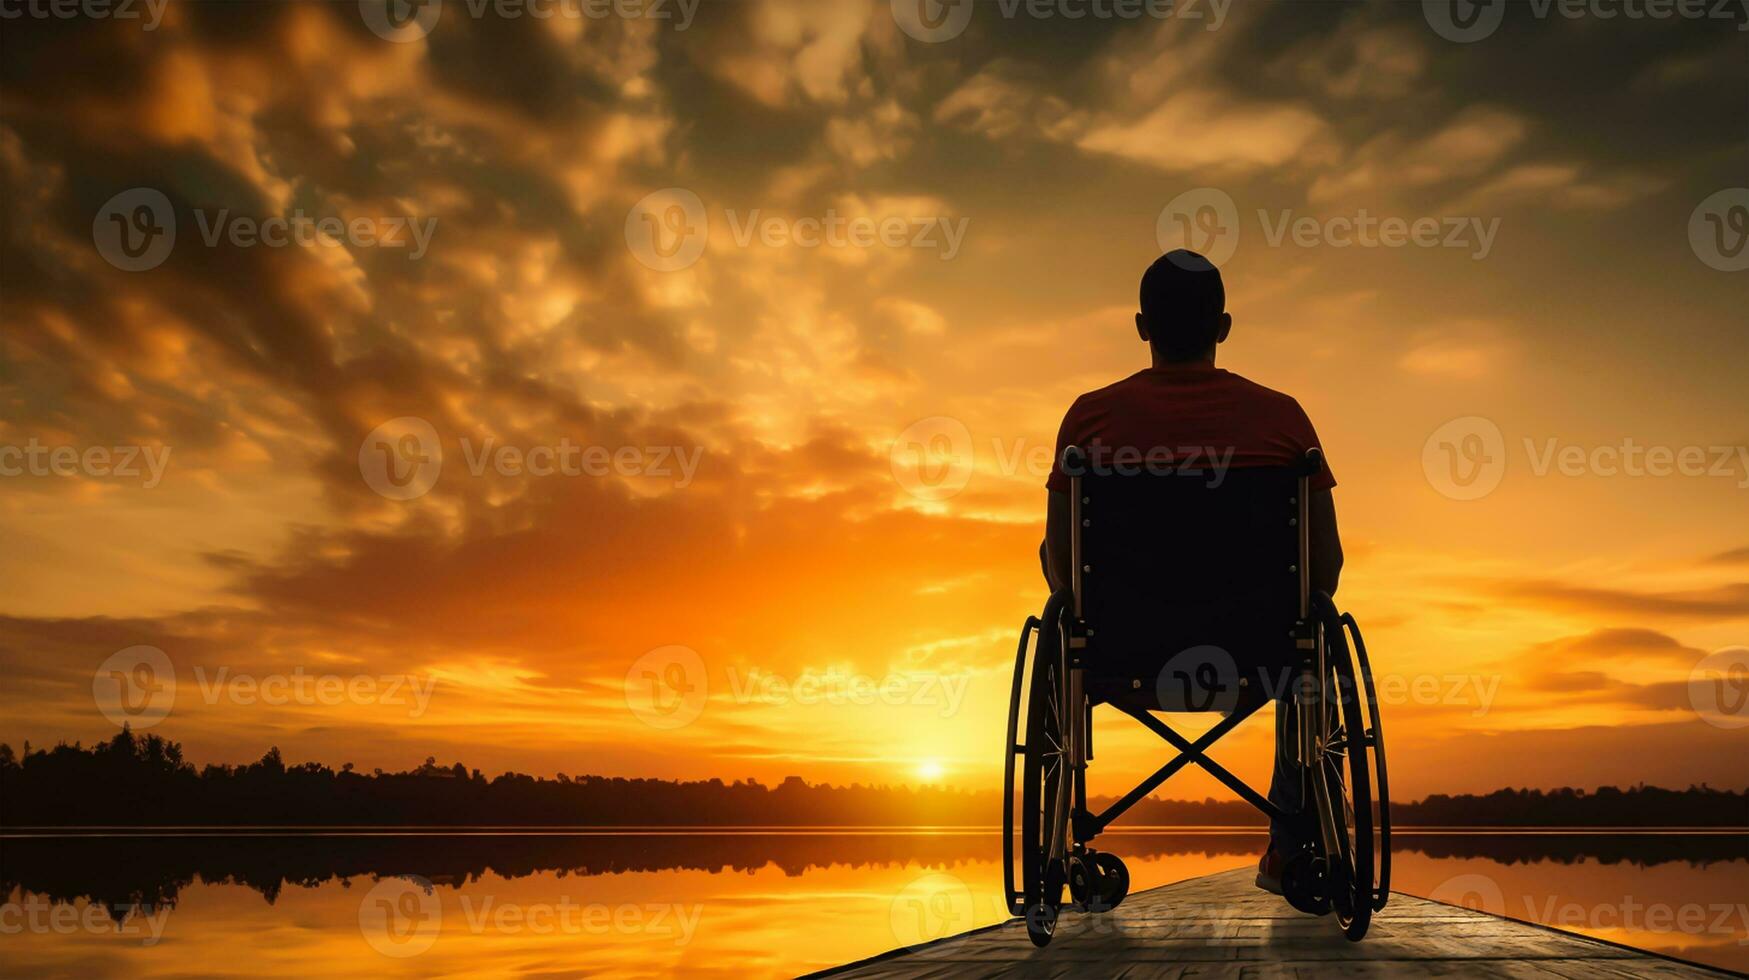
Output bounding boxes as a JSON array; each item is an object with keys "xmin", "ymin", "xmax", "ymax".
[{"xmin": 1068, "ymin": 446, "xmax": 1311, "ymax": 688}]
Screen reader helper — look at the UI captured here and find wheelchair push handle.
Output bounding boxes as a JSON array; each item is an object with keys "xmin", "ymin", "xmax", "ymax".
[{"xmin": 1061, "ymin": 445, "xmax": 1088, "ymax": 474}]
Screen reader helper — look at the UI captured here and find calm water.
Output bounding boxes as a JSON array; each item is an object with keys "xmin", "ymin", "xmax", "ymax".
[{"xmin": 2, "ymin": 829, "xmax": 1744, "ymax": 977}]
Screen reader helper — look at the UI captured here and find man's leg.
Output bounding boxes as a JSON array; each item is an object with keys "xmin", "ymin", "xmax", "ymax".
[
  {"xmin": 1267, "ymin": 694, "xmax": 1304, "ymax": 848},
  {"xmin": 1257, "ymin": 691, "xmax": 1303, "ymax": 893}
]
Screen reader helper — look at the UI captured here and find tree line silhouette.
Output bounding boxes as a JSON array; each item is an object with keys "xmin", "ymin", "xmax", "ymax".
[{"xmin": 2, "ymin": 729, "xmax": 1744, "ymax": 827}]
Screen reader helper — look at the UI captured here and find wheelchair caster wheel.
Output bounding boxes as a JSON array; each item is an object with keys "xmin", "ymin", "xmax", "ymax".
[
  {"xmin": 1025, "ymin": 901, "xmax": 1058, "ymax": 947},
  {"xmin": 1067, "ymin": 855, "xmax": 1096, "ymax": 908},
  {"xmin": 1092, "ymin": 852, "xmax": 1129, "ymax": 910},
  {"xmin": 1282, "ymin": 850, "xmax": 1332, "ymax": 917}
]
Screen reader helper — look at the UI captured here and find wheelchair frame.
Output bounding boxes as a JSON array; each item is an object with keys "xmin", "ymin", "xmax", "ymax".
[{"xmin": 1002, "ymin": 447, "xmax": 1391, "ymax": 946}]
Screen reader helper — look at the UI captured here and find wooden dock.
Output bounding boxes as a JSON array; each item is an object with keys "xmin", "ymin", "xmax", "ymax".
[{"xmin": 815, "ymin": 867, "xmax": 1734, "ymax": 979}]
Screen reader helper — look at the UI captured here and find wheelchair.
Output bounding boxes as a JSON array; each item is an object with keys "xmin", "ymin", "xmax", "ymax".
[{"xmin": 1003, "ymin": 446, "xmax": 1391, "ymax": 946}]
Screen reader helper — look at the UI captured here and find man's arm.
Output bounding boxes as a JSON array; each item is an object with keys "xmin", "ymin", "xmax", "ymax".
[
  {"xmin": 1309, "ymin": 488, "xmax": 1343, "ymax": 597},
  {"xmin": 1042, "ymin": 489, "xmax": 1072, "ymax": 594}
]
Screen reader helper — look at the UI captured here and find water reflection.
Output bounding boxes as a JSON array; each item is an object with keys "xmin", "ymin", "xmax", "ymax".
[{"xmin": 1, "ymin": 829, "xmax": 1744, "ymax": 977}]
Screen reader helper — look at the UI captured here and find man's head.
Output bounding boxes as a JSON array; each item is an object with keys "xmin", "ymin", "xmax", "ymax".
[{"xmin": 1136, "ymin": 249, "xmax": 1232, "ymax": 363}]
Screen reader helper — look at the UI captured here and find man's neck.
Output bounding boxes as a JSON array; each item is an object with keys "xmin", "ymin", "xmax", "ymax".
[{"xmin": 1151, "ymin": 350, "xmax": 1217, "ymax": 370}]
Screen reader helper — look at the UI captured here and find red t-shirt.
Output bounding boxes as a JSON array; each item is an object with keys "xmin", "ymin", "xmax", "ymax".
[{"xmin": 1045, "ymin": 364, "xmax": 1336, "ymax": 494}]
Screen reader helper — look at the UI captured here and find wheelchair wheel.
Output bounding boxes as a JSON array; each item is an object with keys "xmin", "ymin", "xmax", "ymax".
[
  {"xmin": 1309, "ymin": 599, "xmax": 1375, "ymax": 942},
  {"xmin": 1019, "ymin": 611, "xmax": 1070, "ymax": 945},
  {"xmin": 1342, "ymin": 612, "xmax": 1392, "ymax": 913}
]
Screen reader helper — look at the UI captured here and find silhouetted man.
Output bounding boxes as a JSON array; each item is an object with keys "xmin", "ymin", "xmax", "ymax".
[{"xmin": 1041, "ymin": 249, "xmax": 1343, "ymax": 896}]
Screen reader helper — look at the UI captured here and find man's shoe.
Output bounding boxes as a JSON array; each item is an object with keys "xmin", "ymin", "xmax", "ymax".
[{"xmin": 1255, "ymin": 845, "xmax": 1285, "ymax": 895}]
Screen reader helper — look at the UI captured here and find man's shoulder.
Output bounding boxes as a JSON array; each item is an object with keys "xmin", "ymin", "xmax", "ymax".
[
  {"xmin": 1218, "ymin": 370, "xmax": 1307, "ymax": 412},
  {"xmin": 1075, "ymin": 368, "xmax": 1305, "ymax": 411}
]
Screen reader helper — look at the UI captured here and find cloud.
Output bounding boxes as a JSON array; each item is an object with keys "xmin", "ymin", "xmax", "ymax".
[
  {"xmin": 1707, "ymin": 546, "xmax": 1749, "ymax": 565},
  {"xmin": 1309, "ymin": 106, "xmax": 1528, "ymax": 205},
  {"xmin": 686, "ymin": 0, "xmax": 888, "ymax": 108},
  {"xmin": 1524, "ymin": 628, "xmax": 1707, "ymax": 663},
  {"xmin": 1397, "ymin": 320, "xmax": 1512, "ymax": 380},
  {"xmin": 1451, "ymin": 163, "xmax": 1667, "ymax": 212},
  {"xmin": 1480, "ymin": 579, "xmax": 1749, "ymax": 622},
  {"xmin": 932, "ymin": 61, "xmax": 1077, "ymax": 142},
  {"xmin": 1076, "ymin": 90, "xmax": 1333, "ymax": 175},
  {"xmin": 1274, "ymin": 22, "xmax": 1427, "ymax": 101}
]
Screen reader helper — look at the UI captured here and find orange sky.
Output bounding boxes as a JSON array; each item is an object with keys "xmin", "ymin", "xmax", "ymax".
[{"xmin": 1, "ymin": 0, "xmax": 1745, "ymax": 803}]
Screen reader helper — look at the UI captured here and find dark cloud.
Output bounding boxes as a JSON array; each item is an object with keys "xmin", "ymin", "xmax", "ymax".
[{"xmin": 1480, "ymin": 579, "xmax": 1749, "ymax": 622}]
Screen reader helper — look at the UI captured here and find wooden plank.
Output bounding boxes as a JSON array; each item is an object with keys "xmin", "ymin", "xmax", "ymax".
[{"xmin": 811, "ymin": 868, "xmax": 1734, "ymax": 979}]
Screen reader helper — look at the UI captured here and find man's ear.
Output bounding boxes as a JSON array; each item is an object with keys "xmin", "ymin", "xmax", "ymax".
[
  {"xmin": 1214, "ymin": 312, "xmax": 1233, "ymax": 345},
  {"xmin": 1135, "ymin": 312, "xmax": 1150, "ymax": 344}
]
